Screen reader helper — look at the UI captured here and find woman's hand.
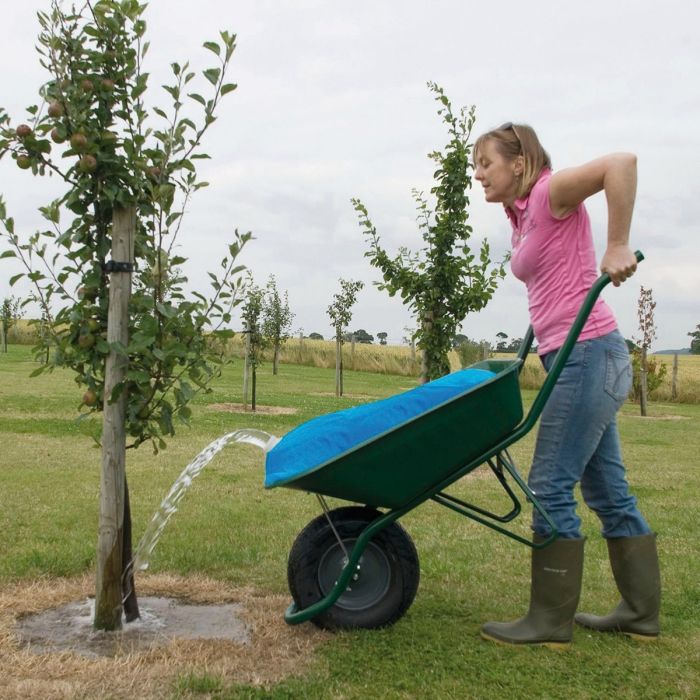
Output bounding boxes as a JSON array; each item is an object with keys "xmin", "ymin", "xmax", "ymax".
[{"xmin": 601, "ymin": 245, "xmax": 638, "ymax": 286}]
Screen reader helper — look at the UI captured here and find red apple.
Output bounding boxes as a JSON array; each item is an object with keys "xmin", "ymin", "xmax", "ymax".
[
  {"xmin": 48, "ymin": 101, "xmax": 65, "ymax": 118},
  {"xmin": 70, "ymin": 133, "xmax": 88, "ymax": 151},
  {"xmin": 78, "ymin": 155, "xmax": 97, "ymax": 173},
  {"xmin": 16, "ymin": 124, "xmax": 32, "ymax": 138}
]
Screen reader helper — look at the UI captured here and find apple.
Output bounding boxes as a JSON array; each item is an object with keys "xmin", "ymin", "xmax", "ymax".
[
  {"xmin": 16, "ymin": 155, "xmax": 32, "ymax": 169},
  {"xmin": 100, "ymin": 78, "xmax": 115, "ymax": 92},
  {"xmin": 70, "ymin": 132, "xmax": 88, "ymax": 151},
  {"xmin": 100, "ymin": 130, "xmax": 118, "ymax": 146},
  {"xmin": 77, "ymin": 333, "xmax": 96, "ymax": 349},
  {"xmin": 48, "ymin": 101, "xmax": 65, "ymax": 118},
  {"xmin": 82, "ymin": 389, "xmax": 98, "ymax": 406},
  {"xmin": 78, "ymin": 155, "xmax": 97, "ymax": 173},
  {"xmin": 51, "ymin": 128, "xmax": 66, "ymax": 144},
  {"xmin": 16, "ymin": 124, "xmax": 32, "ymax": 138},
  {"xmin": 80, "ymin": 78, "xmax": 94, "ymax": 92},
  {"xmin": 77, "ymin": 286, "xmax": 98, "ymax": 301}
]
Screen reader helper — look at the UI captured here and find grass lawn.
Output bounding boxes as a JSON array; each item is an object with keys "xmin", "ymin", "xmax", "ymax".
[{"xmin": 1, "ymin": 344, "xmax": 698, "ymax": 699}]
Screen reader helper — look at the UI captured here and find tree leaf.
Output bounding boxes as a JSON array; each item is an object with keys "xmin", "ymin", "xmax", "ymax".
[
  {"xmin": 203, "ymin": 68, "xmax": 220, "ymax": 86},
  {"xmin": 188, "ymin": 93, "xmax": 206, "ymax": 106}
]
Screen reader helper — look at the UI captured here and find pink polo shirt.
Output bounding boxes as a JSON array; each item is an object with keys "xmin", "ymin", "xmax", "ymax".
[{"xmin": 507, "ymin": 169, "xmax": 617, "ymax": 355}]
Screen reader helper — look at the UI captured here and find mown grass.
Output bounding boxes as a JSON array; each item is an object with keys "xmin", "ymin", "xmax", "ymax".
[{"xmin": 1, "ymin": 344, "xmax": 699, "ymax": 699}]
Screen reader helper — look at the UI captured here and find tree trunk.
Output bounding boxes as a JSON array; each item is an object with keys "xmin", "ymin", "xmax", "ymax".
[
  {"xmin": 639, "ymin": 346, "xmax": 648, "ymax": 417},
  {"xmin": 351, "ymin": 333, "xmax": 356, "ymax": 371},
  {"xmin": 242, "ymin": 330, "xmax": 250, "ymax": 410},
  {"xmin": 273, "ymin": 341, "xmax": 279, "ymax": 375},
  {"xmin": 335, "ymin": 337, "xmax": 342, "ymax": 397},
  {"xmin": 671, "ymin": 353, "xmax": 678, "ymax": 401},
  {"xmin": 95, "ymin": 206, "xmax": 135, "ymax": 631},
  {"xmin": 121, "ymin": 475, "xmax": 140, "ymax": 622},
  {"xmin": 252, "ymin": 366, "xmax": 257, "ymax": 412}
]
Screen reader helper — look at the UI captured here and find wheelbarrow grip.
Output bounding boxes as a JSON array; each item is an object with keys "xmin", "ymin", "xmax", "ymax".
[{"xmin": 518, "ymin": 250, "xmax": 644, "ymax": 433}]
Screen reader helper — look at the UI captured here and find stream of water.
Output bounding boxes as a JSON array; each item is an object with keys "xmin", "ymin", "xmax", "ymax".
[{"xmin": 122, "ymin": 429, "xmax": 279, "ymax": 598}]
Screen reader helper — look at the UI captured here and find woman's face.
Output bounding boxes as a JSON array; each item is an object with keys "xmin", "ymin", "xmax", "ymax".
[{"xmin": 474, "ymin": 138, "xmax": 521, "ymax": 206}]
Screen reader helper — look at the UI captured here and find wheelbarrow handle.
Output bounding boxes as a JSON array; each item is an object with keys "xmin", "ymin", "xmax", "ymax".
[{"xmin": 517, "ymin": 250, "xmax": 644, "ymax": 432}]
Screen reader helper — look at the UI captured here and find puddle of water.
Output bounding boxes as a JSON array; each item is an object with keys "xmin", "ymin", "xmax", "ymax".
[{"xmin": 16, "ymin": 597, "xmax": 250, "ymax": 658}]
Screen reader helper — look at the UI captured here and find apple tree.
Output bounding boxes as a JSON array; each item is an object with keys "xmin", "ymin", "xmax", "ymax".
[
  {"xmin": 353, "ymin": 83, "xmax": 504, "ymax": 382},
  {"xmin": 241, "ymin": 279, "xmax": 266, "ymax": 411},
  {"xmin": 262, "ymin": 274, "xmax": 294, "ymax": 375},
  {"xmin": 326, "ymin": 278, "xmax": 363, "ymax": 397},
  {"xmin": 1, "ymin": 295, "xmax": 22, "ymax": 352},
  {"xmin": 0, "ymin": 0, "xmax": 249, "ymax": 629}
]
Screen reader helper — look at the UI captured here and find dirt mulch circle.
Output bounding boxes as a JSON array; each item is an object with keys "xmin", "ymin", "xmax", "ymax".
[
  {"xmin": 208, "ymin": 403, "xmax": 297, "ymax": 415},
  {"xmin": 624, "ymin": 414, "xmax": 689, "ymax": 420},
  {"xmin": 1, "ymin": 573, "xmax": 328, "ymax": 700},
  {"xmin": 309, "ymin": 392, "xmax": 375, "ymax": 399}
]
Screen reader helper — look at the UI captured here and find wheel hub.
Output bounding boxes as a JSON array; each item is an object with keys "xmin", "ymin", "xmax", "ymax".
[{"xmin": 317, "ymin": 538, "xmax": 391, "ymax": 611}]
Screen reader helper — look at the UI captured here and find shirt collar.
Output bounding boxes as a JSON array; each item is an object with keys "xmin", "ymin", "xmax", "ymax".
[{"xmin": 504, "ymin": 168, "xmax": 551, "ymax": 223}]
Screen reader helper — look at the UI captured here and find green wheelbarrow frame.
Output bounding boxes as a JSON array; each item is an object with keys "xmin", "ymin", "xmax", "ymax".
[{"xmin": 282, "ymin": 252, "xmax": 644, "ymax": 625}]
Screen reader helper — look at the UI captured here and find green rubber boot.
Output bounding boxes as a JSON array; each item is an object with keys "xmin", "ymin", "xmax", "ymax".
[
  {"xmin": 481, "ymin": 536, "xmax": 584, "ymax": 649},
  {"xmin": 575, "ymin": 533, "xmax": 660, "ymax": 640}
]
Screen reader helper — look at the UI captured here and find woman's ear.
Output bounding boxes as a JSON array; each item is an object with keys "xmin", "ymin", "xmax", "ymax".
[{"xmin": 513, "ymin": 154, "xmax": 525, "ymax": 177}]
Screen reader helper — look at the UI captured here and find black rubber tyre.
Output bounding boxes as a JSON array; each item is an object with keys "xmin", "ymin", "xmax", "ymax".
[{"xmin": 287, "ymin": 506, "xmax": 420, "ymax": 631}]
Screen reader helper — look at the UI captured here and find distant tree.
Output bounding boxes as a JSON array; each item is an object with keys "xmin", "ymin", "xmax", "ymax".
[
  {"xmin": 352, "ymin": 328, "xmax": 374, "ymax": 344},
  {"xmin": 241, "ymin": 281, "xmax": 266, "ymax": 411},
  {"xmin": 262, "ymin": 275, "xmax": 294, "ymax": 375},
  {"xmin": 455, "ymin": 336, "xmax": 483, "ymax": 368},
  {"xmin": 327, "ymin": 279, "xmax": 363, "ymax": 397},
  {"xmin": 353, "ymin": 83, "xmax": 504, "ymax": 382},
  {"xmin": 495, "ymin": 331, "xmax": 509, "ymax": 352},
  {"xmin": 452, "ymin": 333, "xmax": 469, "ymax": 348},
  {"xmin": 689, "ymin": 324, "xmax": 700, "ymax": 354},
  {"xmin": 402, "ymin": 325, "xmax": 418, "ymax": 371},
  {"xmin": 377, "ymin": 331, "xmax": 388, "ymax": 346},
  {"xmin": 633, "ymin": 286, "xmax": 664, "ymax": 415},
  {"xmin": 506, "ymin": 337, "xmax": 524, "ymax": 353},
  {"xmin": 308, "ymin": 332, "xmax": 324, "ymax": 341},
  {"xmin": 1, "ymin": 295, "xmax": 21, "ymax": 352}
]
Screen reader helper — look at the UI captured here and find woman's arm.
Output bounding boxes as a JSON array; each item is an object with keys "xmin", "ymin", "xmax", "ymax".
[{"xmin": 549, "ymin": 153, "xmax": 638, "ymax": 286}]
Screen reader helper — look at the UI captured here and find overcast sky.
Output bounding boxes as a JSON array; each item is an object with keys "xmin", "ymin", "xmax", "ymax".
[{"xmin": 1, "ymin": 0, "xmax": 698, "ymax": 350}]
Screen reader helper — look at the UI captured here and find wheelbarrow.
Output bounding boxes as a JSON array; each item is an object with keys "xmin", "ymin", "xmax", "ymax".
[{"xmin": 265, "ymin": 252, "xmax": 644, "ymax": 630}]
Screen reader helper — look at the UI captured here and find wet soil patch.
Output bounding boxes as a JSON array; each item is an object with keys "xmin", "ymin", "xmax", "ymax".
[
  {"xmin": 208, "ymin": 403, "xmax": 297, "ymax": 415},
  {"xmin": 1, "ymin": 574, "xmax": 328, "ymax": 699},
  {"xmin": 16, "ymin": 596, "xmax": 250, "ymax": 658}
]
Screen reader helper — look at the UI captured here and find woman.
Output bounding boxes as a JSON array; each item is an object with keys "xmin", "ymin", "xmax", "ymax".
[{"xmin": 473, "ymin": 123, "xmax": 660, "ymax": 648}]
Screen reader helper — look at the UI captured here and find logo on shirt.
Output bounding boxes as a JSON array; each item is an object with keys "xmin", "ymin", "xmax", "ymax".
[{"xmin": 512, "ymin": 209, "xmax": 536, "ymax": 249}]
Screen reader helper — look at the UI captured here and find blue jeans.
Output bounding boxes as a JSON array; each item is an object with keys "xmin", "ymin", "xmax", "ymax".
[{"xmin": 529, "ymin": 330, "xmax": 651, "ymax": 539}]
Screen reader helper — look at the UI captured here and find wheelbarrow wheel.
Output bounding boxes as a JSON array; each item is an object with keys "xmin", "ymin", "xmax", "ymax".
[{"xmin": 287, "ymin": 506, "xmax": 420, "ymax": 630}]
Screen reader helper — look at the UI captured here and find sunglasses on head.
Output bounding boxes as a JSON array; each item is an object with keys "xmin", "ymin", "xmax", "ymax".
[{"xmin": 499, "ymin": 122, "xmax": 522, "ymax": 148}]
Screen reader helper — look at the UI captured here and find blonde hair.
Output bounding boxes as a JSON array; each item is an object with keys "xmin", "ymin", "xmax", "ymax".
[{"xmin": 474, "ymin": 123, "xmax": 551, "ymax": 199}]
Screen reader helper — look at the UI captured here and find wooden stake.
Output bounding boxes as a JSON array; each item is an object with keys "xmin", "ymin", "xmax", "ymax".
[
  {"xmin": 671, "ymin": 353, "xmax": 678, "ymax": 401},
  {"xmin": 94, "ymin": 206, "xmax": 135, "ymax": 631}
]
